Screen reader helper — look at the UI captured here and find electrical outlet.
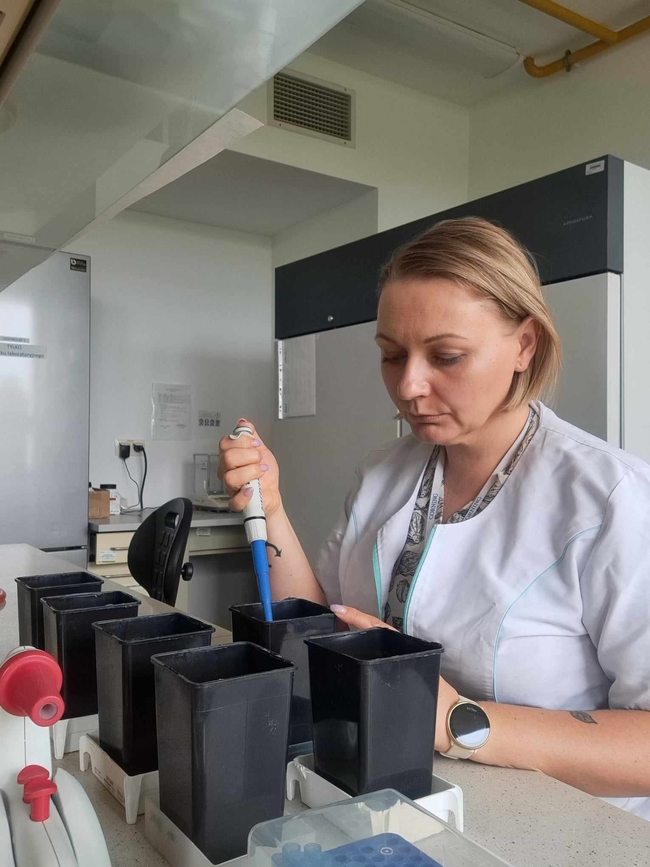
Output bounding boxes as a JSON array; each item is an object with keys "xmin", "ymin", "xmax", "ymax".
[
  {"xmin": 115, "ymin": 439, "xmax": 131, "ymax": 458},
  {"xmin": 115, "ymin": 439, "xmax": 145, "ymax": 457}
]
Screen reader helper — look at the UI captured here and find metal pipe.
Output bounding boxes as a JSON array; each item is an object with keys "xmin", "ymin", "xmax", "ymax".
[
  {"xmin": 524, "ymin": 14, "xmax": 650, "ymax": 78},
  {"xmin": 518, "ymin": 0, "xmax": 617, "ymax": 43}
]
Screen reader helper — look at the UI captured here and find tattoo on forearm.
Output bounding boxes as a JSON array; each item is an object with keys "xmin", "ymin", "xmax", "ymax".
[{"xmin": 570, "ymin": 711, "xmax": 598, "ymax": 724}]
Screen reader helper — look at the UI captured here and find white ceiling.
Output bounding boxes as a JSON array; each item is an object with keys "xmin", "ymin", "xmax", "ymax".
[
  {"xmin": 128, "ymin": 1, "xmax": 649, "ymax": 233},
  {"xmin": 308, "ymin": 0, "xmax": 650, "ymax": 105},
  {"xmin": 129, "ymin": 151, "xmax": 375, "ymax": 237}
]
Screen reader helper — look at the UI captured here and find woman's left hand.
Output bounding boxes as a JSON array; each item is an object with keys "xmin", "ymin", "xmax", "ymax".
[{"xmin": 330, "ymin": 605, "xmax": 459, "ymax": 753}]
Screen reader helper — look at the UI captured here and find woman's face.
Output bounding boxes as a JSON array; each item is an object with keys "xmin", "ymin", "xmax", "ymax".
[{"xmin": 376, "ymin": 277, "xmax": 538, "ymax": 445}]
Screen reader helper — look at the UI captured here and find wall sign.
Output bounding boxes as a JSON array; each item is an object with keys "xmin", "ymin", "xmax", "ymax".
[
  {"xmin": 0, "ymin": 342, "xmax": 46, "ymax": 359},
  {"xmin": 198, "ymin": 410, "xmax": 221, "ymax": 430},
  {"xmin": 151, "ymin": 382, "xmax": 192, "ymax": 441}
]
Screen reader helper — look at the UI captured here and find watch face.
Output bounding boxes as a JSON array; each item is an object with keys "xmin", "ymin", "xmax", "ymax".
[{"xmin": 449, "ymin": 702, "xmax": 490, "ymax": 749}]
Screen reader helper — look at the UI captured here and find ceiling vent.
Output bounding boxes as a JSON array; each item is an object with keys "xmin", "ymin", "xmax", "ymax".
[{"xmin": 269, "ymin": 71, "xmax": 355, "ymax": 147}]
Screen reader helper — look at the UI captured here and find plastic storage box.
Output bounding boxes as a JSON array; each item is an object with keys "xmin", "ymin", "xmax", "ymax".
[
  {"xmin": 247, "ymin": 789, "xmax": 511, "ymax": 867},
  {"xmin": 94, "ymin": 613, "xmax": 214, "ymax": 775},
  {"xmin": 306, "ymin": 629, "xmax": 443, "ymax": 800},
  {"xmin": 42, "ymin": 590, "xmax": 141, "ymax": 719},
  {"xmin": 153, "ymin": 642, "xmax": 295, "ymax": 864},
  {"xmin": 230, "ymin": 598, "xmax": 337, "ymax": 749},
  {"xmin": 15, "ymin": 571, "xmax": 104, "ymax": 649}
]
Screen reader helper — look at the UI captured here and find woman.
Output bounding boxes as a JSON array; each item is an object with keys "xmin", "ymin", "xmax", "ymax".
[{"xmin": 219, "ymin": 217, "xmax": 650, "ymax": 819}]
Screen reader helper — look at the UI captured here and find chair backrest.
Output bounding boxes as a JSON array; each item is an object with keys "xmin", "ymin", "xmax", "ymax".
[{"xmin": 128, "ymin": 498, "xmax": 193, "ymax": 605}]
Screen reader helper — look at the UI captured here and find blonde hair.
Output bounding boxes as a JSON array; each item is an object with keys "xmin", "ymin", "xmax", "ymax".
[{"xmin": 378, "ymin": 216, "xmax": 561, "ymax": 410}]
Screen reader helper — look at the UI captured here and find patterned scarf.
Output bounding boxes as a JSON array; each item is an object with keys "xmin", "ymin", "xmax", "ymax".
[{"xmin": 383, "ymin": 408, "xmax": 539, "ymax": 631}]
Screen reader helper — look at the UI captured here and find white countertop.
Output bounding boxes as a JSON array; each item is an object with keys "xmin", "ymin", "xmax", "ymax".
[
  {"xmin": 89, "ymin": 508, "xmax": 244, "ymax": 533},
  {"xmin": 2, "ymin": 544, "xmax": 649, "ymax": 867}
]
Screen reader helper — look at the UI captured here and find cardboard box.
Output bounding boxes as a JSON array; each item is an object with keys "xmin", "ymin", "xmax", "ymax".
[{"xmin": 89, "ymin": 489, "xmax": 110, "ymax": 519}]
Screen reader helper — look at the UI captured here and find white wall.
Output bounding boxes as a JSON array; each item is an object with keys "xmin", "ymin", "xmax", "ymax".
[
  {"xmin": 468, "ymin": 36, "xmax": 650, "ymax": 198},
  {"xmin": 272, "ymin": 189, "xmax": 379, "ymax": 268},
  {"xmin": 67, "ymin": 210, "xmax": 273, "ymax": 507},
  {"xmin": 236, "ymin": 52, "xmax": 470, "ymax": 231}
]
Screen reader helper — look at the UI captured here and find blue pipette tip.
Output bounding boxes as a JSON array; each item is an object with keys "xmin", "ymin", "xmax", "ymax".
[{"xmin": 251, "ymin": 538, "xmax": 273, "ymax": 621}]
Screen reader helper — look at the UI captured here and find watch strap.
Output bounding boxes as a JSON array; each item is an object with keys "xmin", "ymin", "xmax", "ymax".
[{"xmin": 440, "ymin": 740, "xmax": 476, "ymax": 760}]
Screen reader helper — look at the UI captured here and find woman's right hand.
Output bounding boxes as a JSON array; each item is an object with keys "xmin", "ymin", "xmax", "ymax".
[{"xmin": 218, "ymin": 419, "xmax": 282, "ymax": 518}]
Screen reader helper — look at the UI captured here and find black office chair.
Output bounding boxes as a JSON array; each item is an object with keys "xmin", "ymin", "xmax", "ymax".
[{"xmin": 128, "ymin": 498, "xmax": 194, "ymax": 605}]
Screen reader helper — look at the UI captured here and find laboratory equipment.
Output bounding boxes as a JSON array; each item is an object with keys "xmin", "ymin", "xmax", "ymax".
[
  {"xmin": 248, "ymin": 788, "xmax": 511, "ymax": 867},
  {"xmin": 230, "ymin": 598, "xmax": 337, "ymax": 751},
  {"xmin": 42, "ymin": 591, "xmax": 140, "ymax": 758},
  {"xmin": 0, "ymin": 646, "xmax": 111, "ymax": 867},
  {"xmin": 0, "ymin": 253, "xmax": 90, "ymax": 566},
  {"xmin": 306, "ymin": 629, "xmax": 443, "ymax": 800},
  {"xmin": 93, "ymin": 613, "xmax": 214, "ymax": 776},
  {"xmin": 15, "ymin": 571, "xmax": 103, "ymax": 650},
  {"xmin": 153, "ymin": 642, "xmax": 295, "ymax": 863},
  {"xmin": 192, "ymin": 454, "xmax": 231, "ymax": 511},
  {"xmin": 286, "ymin": 753, "xmax": 464, "ymax": 830},
  {"xmin": 79, "ymin": 730, "xmax": 161, "ymax": 825},
  {"xmin": 43, "ymin": 592, "xmax": 140, "ymax": 720},
  {"xmin": 273, "ymin": 833, "xmax": 444, "ymax": 867},
  {"xmin": 230, "ymin": 424, "xmax": 276, "ymax": 621}
]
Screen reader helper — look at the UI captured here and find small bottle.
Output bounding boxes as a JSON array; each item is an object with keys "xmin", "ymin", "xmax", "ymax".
[{"xmin": 100, "ymin": 484, "xmax": 121, "ymax": 515}]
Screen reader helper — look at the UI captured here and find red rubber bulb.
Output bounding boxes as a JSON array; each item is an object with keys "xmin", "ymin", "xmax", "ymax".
[
  {"xmin": 23, "ymin": 778, "xmax": 58, "ymax": 822},
  {"xmin": 0, "ymin": 649, "xmax": 64, "ymax": 726}
]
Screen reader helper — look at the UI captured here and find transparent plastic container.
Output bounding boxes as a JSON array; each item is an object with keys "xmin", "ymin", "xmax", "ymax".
[
  {"xmin": 193, "ymin": 454, "xmax": 222, "ymax": 498},
  {"xmin": 248, "ymin": 789, "xmax": 512, "ymax": 867}
]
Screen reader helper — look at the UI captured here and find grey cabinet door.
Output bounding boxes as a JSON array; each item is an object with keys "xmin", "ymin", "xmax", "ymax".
[
  {"xmin": 543, "ymin": 273, "xmax": 620, "ymax": 445},
  {"xmin": 273, "ymin": 322, "xmax": 397, "ymax": 564}
]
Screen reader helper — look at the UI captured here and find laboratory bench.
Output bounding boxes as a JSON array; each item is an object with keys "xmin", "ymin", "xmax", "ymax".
[
  {"xmin": 88, "ymin": 509, "xmax": 256, "ymax": 625},
  {"xmin": 1, "ymin": 545, "xmax": 649, "ymax": 867}
]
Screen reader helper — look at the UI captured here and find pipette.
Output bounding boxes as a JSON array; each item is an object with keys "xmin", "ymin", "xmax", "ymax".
[{"xmin": 229, "ymin": 424, "xmax": 274, "ymax": 621}]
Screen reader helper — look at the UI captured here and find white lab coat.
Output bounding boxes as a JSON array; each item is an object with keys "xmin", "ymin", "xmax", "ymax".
[{"xmin": 315, "ymin": 402, "xmax": 650, "ymax": 819}]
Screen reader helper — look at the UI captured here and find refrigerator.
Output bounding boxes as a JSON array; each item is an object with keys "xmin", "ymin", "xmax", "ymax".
[
  {"xmin": 274, "ymin": 156, "xmax": 650, "ymax": 563},
  {"xmin": 0, "ymin": 252, "xmax": 90, "ymax": 566}
]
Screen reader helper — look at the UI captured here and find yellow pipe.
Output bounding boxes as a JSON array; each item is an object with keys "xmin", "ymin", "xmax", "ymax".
[
  {"xmin": 524, "ymin": 14, "xmax": 650, "ymax": 78},
  {"xmin": 518, "ymin": 0, "xmax": 617, "ymax": 43}
]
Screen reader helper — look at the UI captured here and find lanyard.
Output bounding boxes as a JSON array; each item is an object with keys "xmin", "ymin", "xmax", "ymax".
[{"xmin": 424, "ymin": 408, "xmax": 535, "ymax": 534}]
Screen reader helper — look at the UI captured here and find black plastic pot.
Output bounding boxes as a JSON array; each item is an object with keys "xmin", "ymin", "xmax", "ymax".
[
  {"xmin": 42, "ymin": 591, "xmax": 141, "ymax": 719},
  {"xmin": 306, "ymin": 628, "xmax": 443, "ymax": 800},
  {"xmin": 230, "ymin": 598, "xmax": 336, "ymax": 750},
  {"xmin": 15, "ymin": 572, "xmax": 104, "ymax": 650},
  {"xmin": 153, "ymin": 642, "xmax": 294, "ymax": 864},
  {"xmin": 93, "ymin": 613, "xmax": 215, "ymax": 775}
]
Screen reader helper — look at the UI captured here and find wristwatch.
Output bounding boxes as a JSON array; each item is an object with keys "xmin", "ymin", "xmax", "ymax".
[{"xmin": 440, "ymin": 697, "xmax": 491, "ymax": 760}]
